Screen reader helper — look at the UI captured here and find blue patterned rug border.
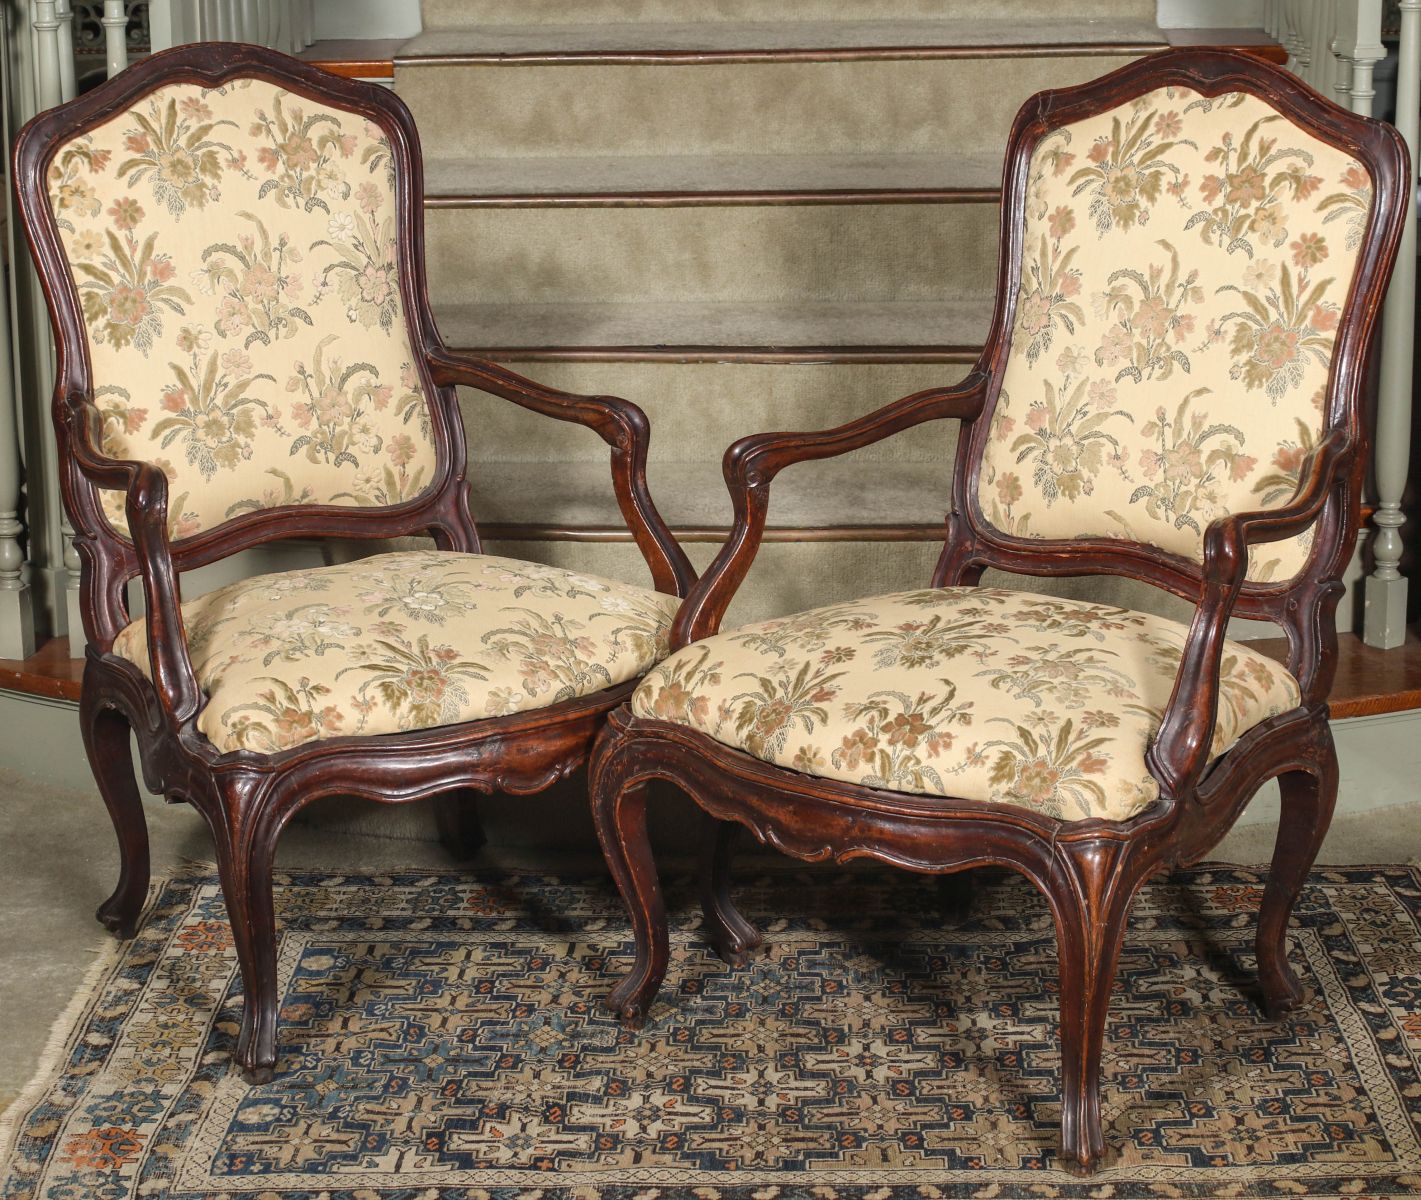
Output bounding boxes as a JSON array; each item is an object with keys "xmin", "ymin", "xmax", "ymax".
[{"xmin": 2, "ymin": 862, "xmax": 1420, "ymax": 1200}]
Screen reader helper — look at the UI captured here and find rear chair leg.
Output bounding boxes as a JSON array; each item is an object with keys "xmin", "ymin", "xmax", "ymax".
[
  {"xmin": 936, "ymin": 870, "xmax": 975, "ymax": 928},
  {"xmin": 700, "ymin": 814, "xmax": 763, "ymax": 967},
  {"xmin": 1257, "ymin": 739, "xmax": 1338, "ymax": 1018},
  {"xmin": 81, "ymin": 696, "xmax": 149, "ymax": 940},
  {"xmin": 434, "ymin": 789, "xmax": 487, "ymax": 862}
]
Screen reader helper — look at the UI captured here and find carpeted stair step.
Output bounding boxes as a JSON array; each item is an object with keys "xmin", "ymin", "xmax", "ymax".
[
  {"xmin": 456, "ymin": 359, "xmax": 966, "ymax": 465},
  {"xmin": 471, "ymin": 457, "xmax": 951, "ymax": 536},
  {"xmin": 434, "ymin": 299, "xmax": 988, "ymax": 362},
  {"xmin": 425, "ymin": 200, "xmax": 999, "ymax": 307},
  {"xmin": 419, "ymin": 0, "xmax": 1158, "ymax": 30},
  {"xmin": 422, "ymin": 151, "xmax": 1001, "ymax": 205},
  {"xmin": 394, "ymin": 26, "xmax": 1161, "ymax": 160}
]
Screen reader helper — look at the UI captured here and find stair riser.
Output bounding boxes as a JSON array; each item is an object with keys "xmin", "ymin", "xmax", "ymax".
[
  {"xmin": 426, "ymin": 202, "xmax": 999, "ymax": 305},
  {"xmin": 420, "ymin": 0, "xmax": 1157, "ymax": 29},
  {"xmin": 458, "ymin": 362, "xmax": 967, "ymax": 463},
  {"xmin": 397, "ymin": 55, "xmax": 1147, "ymax": 159}
]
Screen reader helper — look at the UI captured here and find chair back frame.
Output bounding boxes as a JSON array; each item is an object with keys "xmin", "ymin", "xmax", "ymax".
[
  {"xmin": 15, "ymin": 44, "xmax": 477, "ymax": 651},
  {"xmin": 937, "ymin": 51, "xmax": 1409, "ymax": 709}
]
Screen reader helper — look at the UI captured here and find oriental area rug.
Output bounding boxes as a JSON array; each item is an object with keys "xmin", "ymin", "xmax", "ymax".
[{"xmin": 2, "ymin": 864, "xmax": 1420, "ymax": 1199}]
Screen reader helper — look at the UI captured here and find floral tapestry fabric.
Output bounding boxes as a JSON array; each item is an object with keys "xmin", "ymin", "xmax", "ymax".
[
  {"xmin": 46, "ymin": 78, "xmax": 439, "ymax": 538},
  {"xmin": 978, "ymin": 87, "xmax": 1374, "ymax": 582},
  {"xmin": 631, "ymin": 587, "xmax": 1299, "ymax": 822},
  {"xmin": 113, "ymin": 550, "xmax": 679, "ymax": 754}
]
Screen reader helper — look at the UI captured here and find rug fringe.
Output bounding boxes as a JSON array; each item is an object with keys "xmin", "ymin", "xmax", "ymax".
[{"xmin": 0, "ymin": 877, "xmax": 162, "ymax": 1179}]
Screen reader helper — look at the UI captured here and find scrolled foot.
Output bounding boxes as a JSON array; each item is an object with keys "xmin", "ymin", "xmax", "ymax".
[
  {"xmin": 1059, "ymin": 1103, "xmax": 1107, "ymax": 1174},
  {"xmin": 96, "ymin": 895, "xmax": 143, "ymax": 941},
  {"xmin": 708, "ymin": 930, "xmax": 758, "ymax": 970},
  {"xmin": 1259, "ymin": 959, "xmax": 1306, "ymax": 1020},
  {"xmin": 605, "ymin": 976, "xmax": 655, "ymax": 1029},
  {"xmin": 234, "ymin": 1008, "xmax": 278, "ymax": 1084}
]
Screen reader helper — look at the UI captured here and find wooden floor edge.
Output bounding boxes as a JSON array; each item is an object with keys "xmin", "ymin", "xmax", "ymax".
[
  {"xmin": 300, "ymin": 39, "xmax": 402, "ymax": 79},
  {"xmin": 0, "ymin": 637, "xmax": 83, "ymax": 702}
]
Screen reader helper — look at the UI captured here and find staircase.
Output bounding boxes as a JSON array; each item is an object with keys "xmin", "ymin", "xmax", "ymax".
[{"xmin": 387, "ymin": 1, "xmax": 1223, "ymax": 626}]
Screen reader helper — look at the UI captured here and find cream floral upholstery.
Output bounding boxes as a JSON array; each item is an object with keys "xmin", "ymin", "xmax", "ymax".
[
  {"xmin": 46, "ymin": 78, "xmax": 437, "ymax": 537},
  {"xmin": 631, "ymin": 588, "xmax": 1299, "ymax": 822},
  {"xmin": 114, "ymin": 550, "xmax": 679, "ymax": 754},
  {"xmin": 979, "ymin": 87, "xmax": 1374, "ymax": 581}
]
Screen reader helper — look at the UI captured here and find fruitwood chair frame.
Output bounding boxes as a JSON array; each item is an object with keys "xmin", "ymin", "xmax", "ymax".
[
  {"xmin": 588, "ymin": 49, "xmax": 1409, "ymax": 1171},
  {"xmin": 14, "ymin": 44, "xmax": 694, "ymax": 1083}
]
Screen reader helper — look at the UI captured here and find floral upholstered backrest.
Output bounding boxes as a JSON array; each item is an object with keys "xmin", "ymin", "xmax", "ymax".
[
  {"xmin": 45, "ymin": 76, "xmax": 439, "ymax": 539},
  {"xmin": 977, "ymin": 86, "xmax": 1374, "ymax": 582}
]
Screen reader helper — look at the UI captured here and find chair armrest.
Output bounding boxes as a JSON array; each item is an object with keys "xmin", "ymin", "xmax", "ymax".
[
  {"xmin": 425, "ymin": 348, "xmax": 695, "ymax": 598},
  {"xmin": 64, "ymin": 398, "xmax": 203, "ymax": 727},
  {"xmin": 1146, "ymin": 429, "xmax": 1353, "ymax": 797},
  {"xmin": 671, "ymin": 374, "xmax": 990, "ymax": 650}
]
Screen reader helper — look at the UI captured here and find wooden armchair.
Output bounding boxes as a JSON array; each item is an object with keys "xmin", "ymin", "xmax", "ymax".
[
  {"xmin": 588, "ymin": 50, "xmax": 1408, "ymax": 1171},
  {"xmin": 14, "ymin": 44, "xmax": 693, "ymax": 1082}
]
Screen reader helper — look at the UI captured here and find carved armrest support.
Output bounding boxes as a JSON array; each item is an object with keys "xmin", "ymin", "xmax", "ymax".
[
  {"xmin": 65, "ymin": 397, "xmax": 203, "ymax": 727},
  {"xmin": 1147, "ymin": 429, "xmax": 1353, "ymax": 798},
  {"xmin": 425, "ymin": 349, "xmax": 695, "ymax": 598},
  {"xmin": 671, "ymin": 375, "xmax": 990, "ymax": 650}
]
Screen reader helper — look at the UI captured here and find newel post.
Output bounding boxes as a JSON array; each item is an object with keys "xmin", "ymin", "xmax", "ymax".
[{"xmin": 1364, "ymin": 0, "xmax": 1421, "ymax": 647}]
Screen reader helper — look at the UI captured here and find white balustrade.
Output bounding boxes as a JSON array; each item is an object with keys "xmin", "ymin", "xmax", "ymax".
[{"xmin": 1364, "ymin": 0, "xmax": 1421, "ymax": 647}]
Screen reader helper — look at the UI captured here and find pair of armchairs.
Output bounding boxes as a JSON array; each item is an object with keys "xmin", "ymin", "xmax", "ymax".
[{"xmin": 16, "ymin": 44, "xmax": 1407, "ymax": 1171}]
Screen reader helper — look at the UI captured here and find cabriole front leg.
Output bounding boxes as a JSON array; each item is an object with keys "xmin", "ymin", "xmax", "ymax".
[
  {"xmin": 590, "ymin": 726, "xmax": 669, "ymax": 1028},
  {"xmin": 81, "ymin": 690, "xmax": 150, "ymax": 940},
  {"xmin": 204, "ymin": 784, "xmax": 282, "ymax": 1084},
  {"xmin": 1047, "ymin": 843, "xmax": 1144, "ymax": 1172}
]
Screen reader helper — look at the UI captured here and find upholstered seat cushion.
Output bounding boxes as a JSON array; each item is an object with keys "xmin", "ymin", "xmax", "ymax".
[
  {"xmin": 630, "ymin": 587, "xmax": 1299, "ymax": 822},
  {"xmin": 114, "ymin": 550, "xmax": 679, "ymax": 754}
]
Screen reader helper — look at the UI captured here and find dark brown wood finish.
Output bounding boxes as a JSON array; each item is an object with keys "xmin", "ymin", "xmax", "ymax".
[
  {"xmin": 589, "ymin": 49, "xmax": 1410, "ymax": 1172},
  {"xmin": 13, "ymin": 43, "xmax": 694, "ymax": 1083}
]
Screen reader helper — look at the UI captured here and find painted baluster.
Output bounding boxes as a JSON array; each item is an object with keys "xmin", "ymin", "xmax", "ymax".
[
  {"xmin": 1347, "ymin": 0, "xmax": 1387, "ymax": 117},
  {"xmin": 1317, "ymin": 0, "xmax": 1339, "ymax": 96},
  {"xmin": 0, "ymin": 326, "xmax": 35, "ymax": 662},
  {"xmin": 1284, "ymin": 0, "xmax": 1304, "ymax": 74},
  {"xmin": 1298, "ymin": 0, "xmax": 1318, "ymax": 86},
  {"xmin": 1364, "ymin": 0, "xmax": 1421, "ymax": 647},
  {"xmin": 1315, "ymin": 0, "xmax": 1331, "ymax": 89},
  {"xmin": 55, "ymin": 0, "xmax": 74, "ymax": 100},
  {"xmin": 32, "ymin": 0, "xmax": 62, "ymax": 109},
  {"xmin": 0, "ymin": 16, "xmax": 36, "ymax": 660},
  {"xmin": 103, "ymin": 0, "xmax": 128, "ymax": 77}
]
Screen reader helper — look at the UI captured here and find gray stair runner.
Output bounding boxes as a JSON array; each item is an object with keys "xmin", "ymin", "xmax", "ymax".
[{"xmin": 395, "ymin": 6, "xmax": 1239, "ymax": 618}]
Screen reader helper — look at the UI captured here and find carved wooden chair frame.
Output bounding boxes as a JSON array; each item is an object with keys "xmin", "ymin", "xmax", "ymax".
[
  {"xmin": 14, "ymin": 43, "xmax": 695, "ymax": 1083},
  {"xmin": 588, "ymin": 49, "xmax": 1409, "ymax": 1171}
]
